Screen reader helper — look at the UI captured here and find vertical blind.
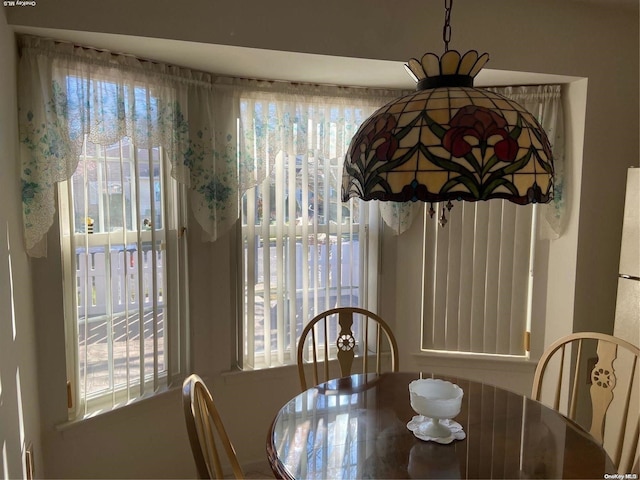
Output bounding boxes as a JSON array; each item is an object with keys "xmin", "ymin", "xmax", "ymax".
[
  {"xmin": 421, "ymin": 85, "xmax": 562, "ymax": 356},
  {"xmin": 59, "ymin": 137, "xmax": 187, "ymax": 415},
  {"xmin": 421, "ymin": 200, "xmax": 536, "ymax": 355},
  {"xmin": 238, "ymin": 85, "xmax": 392, "ymax": 369}
]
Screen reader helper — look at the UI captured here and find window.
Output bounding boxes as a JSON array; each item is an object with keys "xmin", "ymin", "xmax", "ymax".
[
  {"xmin": 239, "ymin": 91, "xmax": 387, "ymax": 369},
  {"xmin": 59, "ymin": 135, "xmax": 188, "ymax": 417},
  {"xmin": 421, "ymin": 201, "xmax": 537, "ymax": 356},
  {"xmin": 19, "ymin": 35, "xmax": 238, "ymax": 419},
  {"xmin": 420, "ymin": 85, "xmax": 563, "ymax": 357}
]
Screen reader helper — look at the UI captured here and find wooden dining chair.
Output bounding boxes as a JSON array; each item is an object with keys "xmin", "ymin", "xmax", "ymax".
[
  {"xmin": 531, "ymin": 332, "xmax": 639, "ymax": 474},
  {"xmin": 182, "ymin": 374, "xmax": 243, "ymax": 479},
  {"xmin": 296, "ymin": 307, "xmax": 399, "ymax": 390}
]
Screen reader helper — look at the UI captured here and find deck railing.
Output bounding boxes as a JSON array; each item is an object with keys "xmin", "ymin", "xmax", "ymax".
[{"xmin": 75, "ymin": 244, "xmax": 165, "ymax": 317}]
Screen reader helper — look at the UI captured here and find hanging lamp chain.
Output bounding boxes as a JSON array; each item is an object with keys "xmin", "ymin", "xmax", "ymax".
[{"xmin": 443, "ymin": 0, "xmax": 453, "ymax": 52}]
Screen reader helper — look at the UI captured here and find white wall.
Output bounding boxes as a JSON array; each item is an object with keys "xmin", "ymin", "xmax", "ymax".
[
  {"xmin": 4, "ymin": 0, "xmax": 639, "ymax": 478},
  {"xmin": 0, "ymin": 9, "xmax": 42, "ymax": 480}
]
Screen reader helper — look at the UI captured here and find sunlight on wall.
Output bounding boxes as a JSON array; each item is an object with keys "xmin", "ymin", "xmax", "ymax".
[
  {"xmin": 1, "ymin": 217, "xmax": 33, "ymax": 480},
  {"xmin": 0, "ymin": 369, "xmax": 3, "ymax": 477},
  {"xmin": 16, "ymin": 368, "xmax": 24, "ymax": 448},
  {"xmin": 2, "ymin": 441, "xmax": 8, "ymax": 479},
  {"xmin": 7, "ymin": 226, "xmax": 16, "ymax": 341},
  {"xmin": 1, "ymin": 222, "xmax": 8, "ymax": 402}
]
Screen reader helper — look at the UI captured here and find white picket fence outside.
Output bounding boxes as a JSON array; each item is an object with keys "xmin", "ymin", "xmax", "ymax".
[
  {"xmin": 76, "ymin": 245, "xmax": 164, "ymax": 317},
  {"xmin": 251, "ymin": 238, "xmax": 360, "ymax": 302}
]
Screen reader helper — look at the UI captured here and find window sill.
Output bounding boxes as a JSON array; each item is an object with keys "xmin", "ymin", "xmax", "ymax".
[
  {"xmin": 221, "ymin": 363, "xmax": 300, "ymax": 386},
  {"xmin": 55, "ymin": 383, "xmax": 179, "ymax": 432},
  {"xmin": 411, "ymin": 350, "xmax": 539, "ymax": 374}
]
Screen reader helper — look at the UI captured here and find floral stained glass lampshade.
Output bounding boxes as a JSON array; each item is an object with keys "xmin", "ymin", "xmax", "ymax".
[{"xmin": 341, "ymin": 50, "xmax": 554, "ymax": 212}]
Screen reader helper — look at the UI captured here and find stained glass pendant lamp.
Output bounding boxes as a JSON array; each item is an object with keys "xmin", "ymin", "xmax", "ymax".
[{"xmin": 342, "ymin": 0, "xmax": 554, "ymax": 225}]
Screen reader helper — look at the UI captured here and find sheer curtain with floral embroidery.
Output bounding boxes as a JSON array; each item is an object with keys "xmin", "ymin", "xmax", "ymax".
[
  {"xmin": 489, "ymin": 85, "xmax": 565, "ymax": 239},
  {"xmin": 18, "ymin": 35, "xmax": 241, "ymax": 257}
]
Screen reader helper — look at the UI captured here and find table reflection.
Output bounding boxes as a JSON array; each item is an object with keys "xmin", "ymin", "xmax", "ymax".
[
  {"xmin": 268, "ymin": 372, "xmax": 614, "ymax": 479},
  {"xmin": 408, "ymin": 442, "xmax": 461, "ymax": 479}
]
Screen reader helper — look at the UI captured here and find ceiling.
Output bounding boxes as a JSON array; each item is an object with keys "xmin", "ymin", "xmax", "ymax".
[{"xmin": 13, "ymin": 26, "xmax": 581, "ymax": 89}]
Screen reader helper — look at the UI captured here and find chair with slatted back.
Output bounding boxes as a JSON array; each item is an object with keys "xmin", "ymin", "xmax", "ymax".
[
  {"xmin": 296, "ymin": 307, "xmax": 399, "ymax": 391},
  {"xmin": 182, "ymin": 374, "xmax": 244, "ymax": 479},
  {"xmin": 532, "ymin": 332, "xmax": 640, "ymax": 474}
]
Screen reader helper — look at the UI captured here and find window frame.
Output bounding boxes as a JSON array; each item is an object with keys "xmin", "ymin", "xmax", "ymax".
[
  {"xmin": 235, "ymin": 95, "xmax": 384, "ymax": 371},
  {"xmin": 239, "ymin": 186, "xmax": 379, "ymax": 371},
  {"xmin": 419, "ymin": 200, "xmax": 541, "ymax": 359},
  {"xmin": 58, "ymin": 139, "xmax": 189, "ymax": 420}
]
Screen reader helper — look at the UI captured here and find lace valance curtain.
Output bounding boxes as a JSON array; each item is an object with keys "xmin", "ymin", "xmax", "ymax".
[
  {"xmin": 490, "ymin": 85, "xmax": 565, "ymax": 238},
  {"xmin": 18, "ymin": 35, "xmax": 241, "ymax": 256},
  {"xmin": 17, "ymin": 35, "xmax": 410, "ymax": 257},
  {"xmin": 222, "ymin": 76, "xmax": 408, "ymax": 192},
  {"xmin": 17, "ymin": 34, "xmax": 564, "ymax": 257}
]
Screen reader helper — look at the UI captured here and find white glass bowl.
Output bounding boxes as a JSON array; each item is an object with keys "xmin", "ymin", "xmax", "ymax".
[{"xmin": 409, "ymin": 378, "xmax": 463, "ymax": 438}]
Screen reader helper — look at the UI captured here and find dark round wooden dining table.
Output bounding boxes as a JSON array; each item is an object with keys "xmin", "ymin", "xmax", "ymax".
[{"xmin": 267, "ymin": 372, "xmax": 615, "ymax": 479}]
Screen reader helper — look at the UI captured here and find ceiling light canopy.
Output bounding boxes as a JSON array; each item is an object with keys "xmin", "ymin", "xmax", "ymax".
[{"xmin": 341, "ymin": 0, "xmax": 554, "ymax": 224}]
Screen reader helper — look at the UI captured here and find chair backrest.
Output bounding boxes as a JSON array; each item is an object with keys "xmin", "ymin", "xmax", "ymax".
[
  {"xmin": 532, "ymin": 332, "xmax": 639, "ymax": 473},
  {"xmin": 182, "ymin": 374, "xmax": 243, "ymax": 479},
  {"xmin": 296, "ymin": 307, "xmax": 399, "ymax": 391}
]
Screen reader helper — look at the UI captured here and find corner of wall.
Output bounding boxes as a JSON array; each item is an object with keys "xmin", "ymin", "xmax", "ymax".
[
  {"xmin": 538, "ymin": 78, "xmax": 588, "ymax": 354},
  {"xmin": 0, "ymin": 11, "xmax": 43, "ymax": 479}
]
